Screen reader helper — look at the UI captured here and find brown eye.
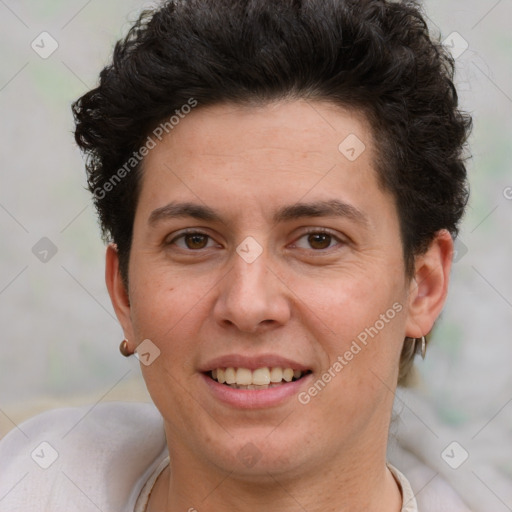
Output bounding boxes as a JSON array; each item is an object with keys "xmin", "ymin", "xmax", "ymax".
[
  {"xmin": 307, "ymin": 233, "xmax": 332, "ymax": 250},
  {"xmin": 292, "ymin": 229, "xmax": 344, "ymax": 252},
  {"xmin": 184, "ymin": 233, "xmax": 209, "ymax": 249},
  {"xmin": 167, "ymin": 231, "xmax": 216, "ymax": 250}
]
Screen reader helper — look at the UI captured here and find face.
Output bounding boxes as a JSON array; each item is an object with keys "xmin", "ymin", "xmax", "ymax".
[{"xmin": 108, "ymin": 100, "xmax": 447, "ymax": 479}]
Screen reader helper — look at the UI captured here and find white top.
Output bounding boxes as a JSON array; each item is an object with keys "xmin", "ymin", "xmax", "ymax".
[
  {"xmin": 0, "ymin": 402, "xmax": 470, "ymax": 511},
  {"xmin": 132, "ymin": 459, "xmax": 418, "ymax": 512}
]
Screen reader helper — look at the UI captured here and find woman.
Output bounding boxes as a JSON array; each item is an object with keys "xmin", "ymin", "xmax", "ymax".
[{"xmin": 0, "ymin": 0, "xmax": 472, "ymax": 510}]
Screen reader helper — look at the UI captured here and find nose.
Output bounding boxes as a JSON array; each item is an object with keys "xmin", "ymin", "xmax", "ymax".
[{"xmin": 213, "ymin": 250, "xmax": 292, "ymax": 334}]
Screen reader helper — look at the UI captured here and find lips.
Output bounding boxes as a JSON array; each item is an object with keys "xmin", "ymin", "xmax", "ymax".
[
  {"xmin": 199, "ymin": 354, "xmax": 313, "ymax": 399},
  {"xmin": 199, "ymin": 354, "xmax": 312, "ymax": 373}
]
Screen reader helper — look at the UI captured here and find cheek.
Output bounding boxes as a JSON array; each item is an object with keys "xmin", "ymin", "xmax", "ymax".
[
  {"xmin": 129, "ymin": 269, "xmax": 207, "ymax": 410},
  {"xmin": 128, "ymin": 259, "xmax": 210, "ymax": 336},
  {"xmin": 295, "ymin": 277, "xmax": 406, "ymax": 432},
  {"xmin": 293, "ymin": 268, "xmax": 406, "ymax": 338},
  {"xmin": 290, "ymin": 270, "xmax": 408, "ymax": 401}
]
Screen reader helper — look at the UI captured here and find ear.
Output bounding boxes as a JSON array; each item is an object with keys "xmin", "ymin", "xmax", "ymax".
[
  {"xmin": 405, "ymin": 229, "xmax": 454, "ymax": 338},
  {"xmin": 105, "ymin": 243, "xmax": 135, "ymax": 342}
]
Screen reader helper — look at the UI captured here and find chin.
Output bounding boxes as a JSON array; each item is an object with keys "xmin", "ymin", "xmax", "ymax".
[{"xmin": 202, "ymin": 422, "xmax": 321, "ymax": 479}]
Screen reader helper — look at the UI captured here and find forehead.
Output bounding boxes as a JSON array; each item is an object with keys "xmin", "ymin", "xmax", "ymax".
[{"xmin": 139, "ymin": 100, "xmax": 380, "ymax": 200}]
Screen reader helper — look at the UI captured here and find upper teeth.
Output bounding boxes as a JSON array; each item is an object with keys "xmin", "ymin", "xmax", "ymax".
[{"xmin": 212, "ymin": 367, "xmax": 303, "ymax": 386}]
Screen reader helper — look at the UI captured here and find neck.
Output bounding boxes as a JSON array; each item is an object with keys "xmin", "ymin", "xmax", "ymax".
[{"xmin": 148, "ymin": 435, "xmax": 402, "ymax": 512}]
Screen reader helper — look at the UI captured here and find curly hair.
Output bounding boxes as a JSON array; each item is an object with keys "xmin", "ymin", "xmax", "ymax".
[{"xmin": 72, "ymin": 0, "xmax": 471, "ymax": 385}]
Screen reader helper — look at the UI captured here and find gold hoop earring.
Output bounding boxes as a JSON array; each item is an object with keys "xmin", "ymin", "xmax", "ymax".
[{"xmin": 119, "ymin": 339, "xmax": 133, "ymax": 357}]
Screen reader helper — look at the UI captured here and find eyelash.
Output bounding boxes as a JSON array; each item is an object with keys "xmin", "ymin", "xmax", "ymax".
[
  {"xmin": 166, "ymin": 228, "xmax": 345, "ymax": 252},
  {"xmin": 292, "ymin": 228, "xmax": 345, "ymax": 251}
]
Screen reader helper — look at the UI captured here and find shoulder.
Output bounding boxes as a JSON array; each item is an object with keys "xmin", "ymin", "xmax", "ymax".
[
  {"xmin": 389, "ymin": 443, "xmax": 472, "ymax": 512},
  {"xmin": 0, "ymin": 402, "xmax": 166, "ymax": 512}
]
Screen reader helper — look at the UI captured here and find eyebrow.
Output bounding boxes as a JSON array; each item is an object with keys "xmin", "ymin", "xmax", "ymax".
[
  {"xmin": 273, "ymin": 199, "xmax": 368, "ymax": 226},
  {"xmin": 148, "ymin": 202, "xmax": 222, "ymax": 225},
  {"xmin": 148, "ymin": 199, "xmax": 368, "ymax": 227}
]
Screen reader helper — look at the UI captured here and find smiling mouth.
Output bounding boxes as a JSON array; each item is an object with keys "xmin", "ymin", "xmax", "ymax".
[{"xmin": 206, "ymin": 367, "xmax": 312, "ymax": 389}]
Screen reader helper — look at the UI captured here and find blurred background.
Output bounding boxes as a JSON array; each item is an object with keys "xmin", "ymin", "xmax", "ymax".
[{"xmin": 0, "ymin": 0, "xmax": 511, "ymax": 509}]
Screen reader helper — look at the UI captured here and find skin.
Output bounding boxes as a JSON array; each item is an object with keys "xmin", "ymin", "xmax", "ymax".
[{"xmin": 106, "ymin": 100, "xmax": 453, "ymax": 512}]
